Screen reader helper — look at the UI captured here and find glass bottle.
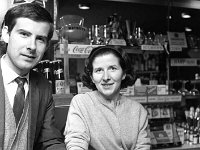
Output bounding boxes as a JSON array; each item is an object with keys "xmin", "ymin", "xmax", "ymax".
[
  {"xmin": 43, "ymin": 60, "xmax": 52, "ymax": 84},
  {"xmin": 50, "ymin": 60, "xmax": 56, "ymax": 94},
  {"xmin": 193, "ymin": 127, "xmax": 199, "ymax": 144},
  {"xmin": 169, "ymin": 80, "xmax": 176, "ymax": 95},
  {"xmin": 92, "ymin": 25, "xmax": 101, "ymax": 45},
  {"xmin": 55, "ymin": 59, "xmax": 65, "ymax": 94},
  {"xmin": 178, "ymin": 80, "xmax": 189, "ymax": 96},
  {"xmin": 103, "ymin": 25, "xmax": 110, "ymax": 45},
  {"xmin": 190, "ymin": 73, "xmax": 199, "ymax": 95},
  {"xmin": 135, "ymin": 27, "xmax": 145, "ymax": 46}
]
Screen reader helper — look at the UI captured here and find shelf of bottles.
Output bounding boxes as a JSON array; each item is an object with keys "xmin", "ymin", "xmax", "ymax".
[
  {"xmin": 169, "ymin": 59, "xmax": 200, "ymax": 98},
  {"xmin": 33, "ymin": 59, "xmax": 66, "ymax": 95}
]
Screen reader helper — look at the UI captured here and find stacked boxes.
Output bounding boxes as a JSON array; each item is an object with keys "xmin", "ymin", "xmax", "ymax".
[{"xmin": 127, "ymin": 84, "xmax": 168, "ymax": 96}]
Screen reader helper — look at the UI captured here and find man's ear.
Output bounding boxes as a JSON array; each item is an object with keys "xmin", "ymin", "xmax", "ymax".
[{"xmin": 1, "ymin": 26, "xmax": 9, "ymax": 43}]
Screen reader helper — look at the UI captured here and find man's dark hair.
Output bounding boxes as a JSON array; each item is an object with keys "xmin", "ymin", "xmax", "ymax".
[{"xmin": 3, "ymin": 3, "xmax": 54, "ymax": 41}]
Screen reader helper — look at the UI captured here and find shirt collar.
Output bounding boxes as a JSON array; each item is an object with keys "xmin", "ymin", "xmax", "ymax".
[
  {"xmin": 94, "ymin": 90, "xmax": 124, "ymax": 109},
  {"xmin": 1, "ymin": 54, "xmax": 29, "ymax": 84}
]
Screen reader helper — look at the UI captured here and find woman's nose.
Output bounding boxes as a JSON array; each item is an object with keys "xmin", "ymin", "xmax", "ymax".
[{"xmin": 103, "ymin": 71, "xmax": 110, "ymax": 80}]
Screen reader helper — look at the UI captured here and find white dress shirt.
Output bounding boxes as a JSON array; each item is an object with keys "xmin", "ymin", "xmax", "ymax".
[{"xmin": 1, "ymin": 54, "xmax": 29, "ymax": 107}]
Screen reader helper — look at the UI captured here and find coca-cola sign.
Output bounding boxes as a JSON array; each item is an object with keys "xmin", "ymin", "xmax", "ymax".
[{"xmin": 68, "ymin": 44, "xmax": 100, "ymax": 55}]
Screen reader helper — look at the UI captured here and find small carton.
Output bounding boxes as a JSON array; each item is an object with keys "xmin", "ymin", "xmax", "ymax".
[
  {"xmin": 152, "ymin": 107, "xmax": 161, "ymax": 118},
  {"xmin": 157, "ymin": 85, "xmax": 167, "ymax": 95},
  {"xmin": 146, "ymin": 85, "xmax": 157, "ymax": 96},
  {"xmin": 77, "ymin": 82, "xmax": 92, "ymax": 94},
  {"xmin": 134, "ymin": 86, "xmax": 147, "ymax": 96}
]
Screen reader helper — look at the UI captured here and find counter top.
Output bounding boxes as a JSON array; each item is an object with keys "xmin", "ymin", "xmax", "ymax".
[
  {"xmin": 53, "ymin": 94, "xmax": 200, "ymax": 150},
  {"xmin": 53, "ymin": 94, "xmax": 73, "ymax": 107},
  {"xmin": 155, "ymin": 144, "xmax": 200, "ymax": 150}
]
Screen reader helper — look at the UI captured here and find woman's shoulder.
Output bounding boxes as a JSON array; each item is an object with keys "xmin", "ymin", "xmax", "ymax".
[
  {"xmin": 71, "ymin": 91, "xmax": 96, "ymax": 104},
  {"xmin": 124, "ymin": 95, "xmax": 147, "ymax": 111},
  {"xmin": 73, "ymin": 91, "xmax": 95, "ymax": 98}
]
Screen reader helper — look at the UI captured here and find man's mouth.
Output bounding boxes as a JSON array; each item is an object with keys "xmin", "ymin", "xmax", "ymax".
[{"xmin": 22, "ymin": 54, "xmax": 36, "ymax": 59}]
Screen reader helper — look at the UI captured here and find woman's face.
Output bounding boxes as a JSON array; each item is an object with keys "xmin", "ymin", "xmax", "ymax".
[{"xmin": 91, "ymin": 53, "xmax": 126, "ymax": 100}]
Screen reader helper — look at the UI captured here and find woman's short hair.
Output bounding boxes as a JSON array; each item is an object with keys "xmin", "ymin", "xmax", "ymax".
[{"xmin": 82, "ymin": 46, "xmax": 136, "ymax": 90}]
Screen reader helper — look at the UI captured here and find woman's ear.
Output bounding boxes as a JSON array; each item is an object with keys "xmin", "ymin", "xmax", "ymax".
[
  {"xmin": 122, "ymin": 73, "xmax": 126, "ymax": 80},
  {"xmin": 90, "ymin": 75, "xmax": 95, "ymax": 83},
  {"xmin": 1, "ymin": 26, "xmax": 9, "ymax": 43}
]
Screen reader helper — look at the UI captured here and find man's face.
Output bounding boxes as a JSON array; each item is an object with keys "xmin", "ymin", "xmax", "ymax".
[{"xmin": 3, "ymin": 17, "xmax": 50, "ymax": 76}]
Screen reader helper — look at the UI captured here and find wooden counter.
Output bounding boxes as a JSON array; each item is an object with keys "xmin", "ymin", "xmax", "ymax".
[
  {"xmin": 52, "ymin": 94, "xmax": 200, "ymax": 150},
  {"xmin": 155, "ymin": 144, "xmax": 200, "ymax": 150},
  {"xmin": 53, "ymin": 94, "xmax": 73, "ymax": 107}
]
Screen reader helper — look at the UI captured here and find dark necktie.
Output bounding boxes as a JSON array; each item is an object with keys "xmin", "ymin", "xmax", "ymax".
[{"xmin": 13, "ymin": 77, "xmax": 26, "ymax": 125}]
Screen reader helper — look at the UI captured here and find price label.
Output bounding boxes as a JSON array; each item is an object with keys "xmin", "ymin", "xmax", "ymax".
[
  {"xmin": 171, "ymin": 58, "xmax": 197, "ymax": 66},
  {"xmin": 141, "ymin": 45, "xmax": 164, "ymax": 51},
  {"xmin": 55, "ymin": 80, "xmax": 65, "ymax": 94},
  {"xmin": 131, "ymin": 96, "xmax": 147, "ymax": 103}
]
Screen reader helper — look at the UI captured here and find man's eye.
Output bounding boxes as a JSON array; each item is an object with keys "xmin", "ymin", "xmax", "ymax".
[
  {"xmin": 20, "ymin": 32, "xmax": 29, "ymax": 37},
  {"xmin": 37, "ymin": 37, "xmax": 47, "ymax": 43}
]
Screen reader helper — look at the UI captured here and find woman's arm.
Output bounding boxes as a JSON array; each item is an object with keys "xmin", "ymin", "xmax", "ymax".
[
  {"xmin": 135, "ymin": 106, "xmax": 151, "ymax": 150},
  {"xmin": 64, "ymin": 95, "xmax": 90, "ymax": 150}
]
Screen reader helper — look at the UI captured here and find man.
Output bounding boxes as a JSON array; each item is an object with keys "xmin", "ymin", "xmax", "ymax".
[{"xmin": 0, "ymin": 3, "xmax": 66, "ymax": 150}]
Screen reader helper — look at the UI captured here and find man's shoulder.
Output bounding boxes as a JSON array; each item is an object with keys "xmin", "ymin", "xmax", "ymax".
[{"xmin": 30, "ymin": 70, "xmax": 49, "ymax": 85}]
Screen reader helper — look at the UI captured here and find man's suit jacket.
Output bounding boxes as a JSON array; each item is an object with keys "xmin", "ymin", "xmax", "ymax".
[{"xmin": 0, "ymin": 61, "xmax": 66, "ymax": 150}]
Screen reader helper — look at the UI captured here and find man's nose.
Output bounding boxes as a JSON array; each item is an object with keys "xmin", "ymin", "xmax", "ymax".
[{"xmin": 27, "ymin": 38, "xmax": 36, "ymax": 50}]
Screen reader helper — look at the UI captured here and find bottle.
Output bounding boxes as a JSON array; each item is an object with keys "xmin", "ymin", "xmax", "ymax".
[
  {"xmin": 88, "ymin": 28, "xmax": 92, "ymax": 45},
  {"xmin": 50, "ymin": 61, "xmax": 56, "ymax": 94},
  {"xmin": 103, "ymin": 25, "xmax": 110, "ymax": 45},
  {"xmin": 193, "ymin": 127, "xmax": 198, "ymax": 144},
  {"xmin": 135, "ymin": 27, "xmax": 145, "ymax": 46},
  {"xmin": 185, "ymin": 123, "xmax": 190, "ymax": 144},
  {"xmin": 92, "ymin": 25, "xmax": 101, "ymax": 45},
  {"xmin": 43, "ymin": 60, "xmax": 52, "ymax": 84},
  {"xmin": 55, "ymin": 60, "xmax": 65, "ymax": 94}
]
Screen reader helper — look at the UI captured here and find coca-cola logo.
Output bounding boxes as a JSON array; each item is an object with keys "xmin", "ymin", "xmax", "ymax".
[{"xmin": 72, "ymin": 46, "xmax": 93, "ymax": 54}]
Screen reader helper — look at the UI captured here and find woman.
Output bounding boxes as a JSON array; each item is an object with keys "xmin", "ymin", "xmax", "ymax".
[{"xmin": 64, "ymin": 46, "xmax": 151, "ymax": 150}]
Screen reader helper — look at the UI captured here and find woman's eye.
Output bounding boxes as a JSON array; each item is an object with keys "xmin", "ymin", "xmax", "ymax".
[
  {"xmin": 110, "ymin": 66, "xmax": 117, "ymax": 71},
  {"xmin": 94, "ymin": 68, "xmax": 102, "ymax": 73}
]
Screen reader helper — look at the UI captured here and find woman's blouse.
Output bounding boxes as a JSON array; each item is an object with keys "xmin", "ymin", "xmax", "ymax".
[{"xmin": 64, "ymin": 90, "xmax": 151, "ymax": 150}]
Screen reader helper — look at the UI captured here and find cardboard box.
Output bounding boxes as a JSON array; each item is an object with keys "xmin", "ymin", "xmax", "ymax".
[
  {"xmin": 134, "ymin": 86, "xmax": 147, "ymax": 96},
  {"xmin": 146, "ymin": 85, "xmax": 157, "ymax": 95},
  {"xmin": 77, "ymin": 82, "xmax": 92, "ymax": 94},
  {"xmin": 157, "ymin": 85, "xmax": 167, "ymax": 95}
]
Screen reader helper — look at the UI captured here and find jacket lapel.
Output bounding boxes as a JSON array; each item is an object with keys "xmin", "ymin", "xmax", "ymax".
[
  {"xmin": 0, "ymin": 61, "xmax": 5, "ymax": 150},
  {"xmin": 27, "ymin": 70, "xmax": 40, "ymax": 150}
]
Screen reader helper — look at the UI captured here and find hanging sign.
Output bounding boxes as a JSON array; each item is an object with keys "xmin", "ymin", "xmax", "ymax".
[
  {"xmin": 170, "ymin": 58, "xmax": 200, "ymax": 66},
  {"xmin": 167, "ymin": 32, "xmax": 187, "ymax": 51},
  {"xmin": 13, "ymin": 0, "xmax": 47, "ymax": 7}
]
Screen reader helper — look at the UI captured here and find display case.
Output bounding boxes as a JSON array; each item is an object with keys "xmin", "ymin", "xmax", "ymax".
[
  {"xmin": 51, "ymin": 42, "xmax": 200, "ymax": 149},
  {"xmin": 51, "ymin": 0, "xmax": 200, "ymax": 149}
]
